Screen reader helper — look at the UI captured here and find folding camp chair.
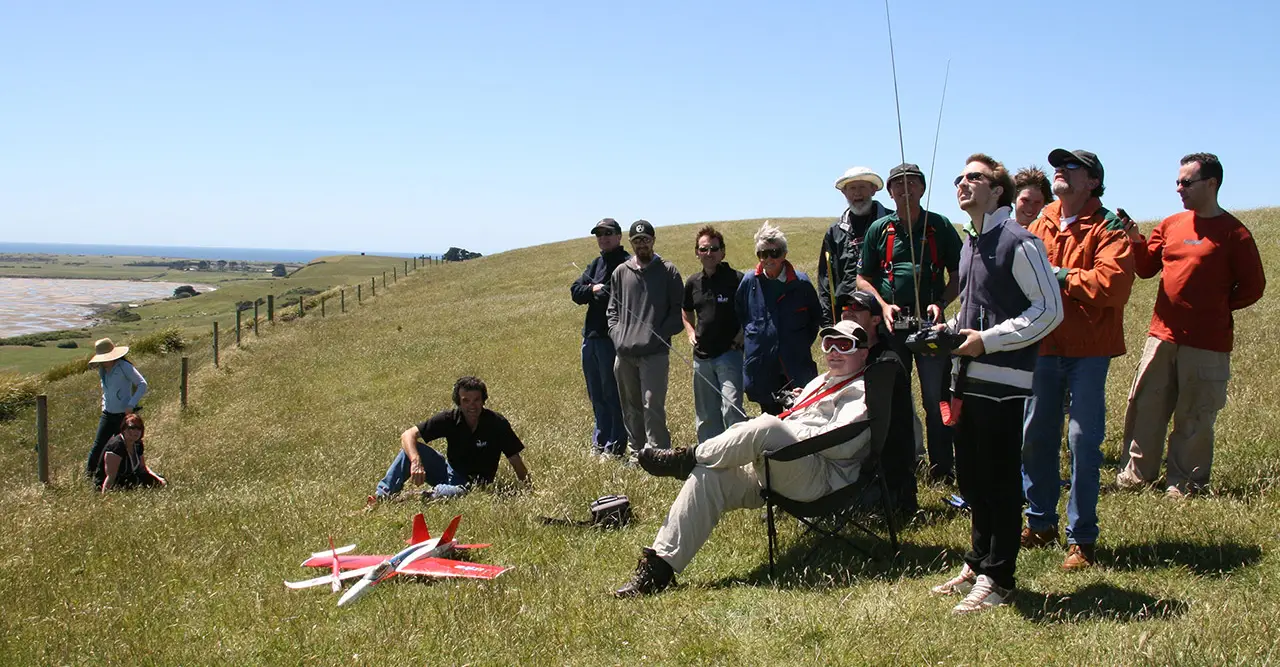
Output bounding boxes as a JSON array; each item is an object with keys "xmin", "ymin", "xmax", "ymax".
[{"xmin": 760, "ymin": 355, "xmax": 907, "ymax": 576}]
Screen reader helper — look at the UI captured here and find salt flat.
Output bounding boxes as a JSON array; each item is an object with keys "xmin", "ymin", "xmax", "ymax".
[{"xmin": 0, "ymin": 277, "xmax": 215, "ymax": 337}]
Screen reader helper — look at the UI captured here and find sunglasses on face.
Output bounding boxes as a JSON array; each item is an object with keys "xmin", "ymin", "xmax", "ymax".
[
  {"xmin": 697, "ymin": 245, "xmax": 723, "ymax": 254},
  {"xmin": 821, "ymin": 335, "xmax": 862, "ymax": 354},
  {"xmin": 953, "ymin": 172, "xmax": 988, "ymax": 187},
  {"xmin": 756, "ymin": 247, "xmax": 784, "ymax": 259},
  {"xmin": 1176, "ymin": 177, "xmax": 1208, "ymax": 188},
  {"xmin": 1058, "ymin": 162, "xmax": 1084, "ymax": 171}
]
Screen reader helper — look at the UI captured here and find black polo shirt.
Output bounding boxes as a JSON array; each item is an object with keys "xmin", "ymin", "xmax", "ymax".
[
  {"xmin": 682, "ymin": 262, "xmax": 745, "ymax": 359},
  {"xmin": 416, "ymin": 408, "xmax": 524, "ymax": 484}
]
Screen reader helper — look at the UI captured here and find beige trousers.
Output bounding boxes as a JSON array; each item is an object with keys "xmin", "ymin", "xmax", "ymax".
[
  {"xmin": 650, "ymin": 415, "xmax": 831, "ymax": 572},
  {"xmin": 1119, "ymin": 336, "xmax": 1231, "ymax": 490}
]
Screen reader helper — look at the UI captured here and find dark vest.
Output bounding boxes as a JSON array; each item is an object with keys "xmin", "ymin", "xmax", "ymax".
[{"xmin": 955, "ymin": 218, "xmax": 1039, "ymax": 379}]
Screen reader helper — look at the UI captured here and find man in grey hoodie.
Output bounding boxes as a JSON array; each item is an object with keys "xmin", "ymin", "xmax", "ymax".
[{"xmin": 608, "ymin": 220, "xmax": 685, "ymax": 452}]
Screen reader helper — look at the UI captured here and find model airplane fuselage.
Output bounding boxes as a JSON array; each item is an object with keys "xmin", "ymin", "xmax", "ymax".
[{"xmin": 285, "ymin": 513, "xmax": 509, "ymax": 607}]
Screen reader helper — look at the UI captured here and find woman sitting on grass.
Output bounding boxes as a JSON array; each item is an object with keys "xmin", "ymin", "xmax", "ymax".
[
  {"xmin": 85, "ymin": 338, "xmax": 148, "ymax": 480},
  {"xmin": 97, "ymin": 414, "xmax": 166, "ymax": 494}
]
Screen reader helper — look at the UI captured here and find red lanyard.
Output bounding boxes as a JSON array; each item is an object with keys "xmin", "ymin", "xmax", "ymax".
[{"xmin": 779, "ymin": 369, "xmax": 864, "ymax": 420}]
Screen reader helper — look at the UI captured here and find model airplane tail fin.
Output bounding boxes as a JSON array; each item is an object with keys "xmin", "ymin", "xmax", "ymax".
[
  {"xmin": 408, "ymin": 513, "xmax": 431, "ymax": 545},
  {"xmin": 439, "ymin": 515, "xmax": 462, "ymax": 545}
]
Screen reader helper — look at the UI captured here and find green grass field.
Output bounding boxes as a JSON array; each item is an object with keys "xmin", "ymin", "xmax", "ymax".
[{"xmin": 0, "ymin": 211, "xmax": 1277, "ymax": 664}]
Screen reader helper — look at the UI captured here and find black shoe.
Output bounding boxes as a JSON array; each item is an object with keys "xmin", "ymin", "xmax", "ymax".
[
  {"xmin": 614, "ymin": 548, "xmax": 675, "ymax": 598},
  {"xmin": 637, "ymin": 447, "xmax": 696, "ymax": 480}
]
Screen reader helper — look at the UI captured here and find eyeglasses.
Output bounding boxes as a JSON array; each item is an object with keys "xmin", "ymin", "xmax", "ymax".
[
  {"xmin": 756, "ymin": 247, "xmax": 784, "ymax": 259},
  {"xmin": 820, "ymin": 336, "xmax": 861, "ymax": 354},
  {"xmin": 697, "ymin": 245, "xmax": 723, "ymax": 254},
  {"xmin": 1058, "ymin": 162, "xmax": 1084, "ymax": 171},
  {"xmin": 953, "ymin": 172, "xmax": 988, "ymax": 187},
  {"xmin": 1176, "ymin": 177, "xmax": 1209, "ymax": 188}
]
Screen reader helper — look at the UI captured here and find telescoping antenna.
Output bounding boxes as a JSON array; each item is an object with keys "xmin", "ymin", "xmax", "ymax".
[{"xmin": 921, "ymin": 58, "xmax": 951, "ymax": 292}]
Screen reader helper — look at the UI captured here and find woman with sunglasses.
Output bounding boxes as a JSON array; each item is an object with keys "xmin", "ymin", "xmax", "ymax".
[
  {"xmin": 735, "ymin": 221, "xmax": 822, "ymax": 415},
  {"xmin": 96, "ymin": 413, "xmax": 166, "ymax": 494}
]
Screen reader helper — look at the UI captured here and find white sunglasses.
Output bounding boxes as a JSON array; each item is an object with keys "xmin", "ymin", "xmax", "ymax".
[{"xmin": 820, "ymin": 335, "xmax": 864, "ymax": 354}]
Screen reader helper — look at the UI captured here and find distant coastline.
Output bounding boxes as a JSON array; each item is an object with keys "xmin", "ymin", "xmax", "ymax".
[{"xmin": 0, "ymin": 242, "xmax": 434, "ymax": 263}]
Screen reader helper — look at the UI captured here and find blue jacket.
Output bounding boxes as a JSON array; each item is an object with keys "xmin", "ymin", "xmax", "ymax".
[
  {"xmin": 736, "ymin": 261, "xmax": 822, "ymax": 403},
  {"xmin": 99, "ymin": 359, "xmax": 147, "ymax": 413}
]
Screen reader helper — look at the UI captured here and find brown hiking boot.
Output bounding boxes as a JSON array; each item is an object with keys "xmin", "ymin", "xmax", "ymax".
[
  {"xmin": 1062, "ymin": 543, "xmax": 1097, "ymax": 570},
  {"xmin": 614, "ymin": 548, "xmax": 676, "ymax": 598},
  {"xmin": 638, "ymin": 447, "xmax": 696, "ymax": 481},
  {"xmin": 1020, "ymin": 525, "xmax": 1060, "ymax": 549}
]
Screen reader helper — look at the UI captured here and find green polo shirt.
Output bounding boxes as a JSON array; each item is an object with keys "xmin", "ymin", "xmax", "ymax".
[{"xmin": 856, "ymin": 209, "xmax": 962, "ymax": 313}]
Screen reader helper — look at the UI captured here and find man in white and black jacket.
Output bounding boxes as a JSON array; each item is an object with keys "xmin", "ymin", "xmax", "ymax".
[{"xmin": 927, "ymin": 154, "xmax": 1063, "ymax": 614}]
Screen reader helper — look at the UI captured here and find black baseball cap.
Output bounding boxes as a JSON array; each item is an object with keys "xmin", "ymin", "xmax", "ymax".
[
  {"xmin": 837, "ymin": 290, "xmax": 879, "ymax": 313},
  {"xmin": 1048, "ymin": 148, "xmax": 1104, "ymax": 184},
  {"xmin": 887, "ymin": 162, "xmax": 926, "ymax": 188},
  {"xmin": 629, "ymin": 220, "xmax": 656, "ymax": 239},
  {"xmin": 591, "ymin": 218, "xmax": 622, "ymax": 235}
]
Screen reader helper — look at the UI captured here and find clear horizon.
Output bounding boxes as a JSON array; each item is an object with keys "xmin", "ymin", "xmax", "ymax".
[{"xmin": 3, "ymin": 1, "xmax": 1277, "ymax": 254}]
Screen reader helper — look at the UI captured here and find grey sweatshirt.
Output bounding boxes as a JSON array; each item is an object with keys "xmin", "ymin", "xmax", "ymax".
[{"xmin": 607, "ymin": 254, "xmax": 684, "ymax": 357}]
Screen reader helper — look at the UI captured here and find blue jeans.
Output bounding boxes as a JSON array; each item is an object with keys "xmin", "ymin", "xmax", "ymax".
[
  {"xmin": 86, "ymin": 411, "xmax": 126, "ymax": 478},
  {"xmin": 891, "ymin": 334, "xmax": 954, "ymax": 479},
  {"xmin": 1022, "ymin": 355, "xmax": 1110, "ymax": 545},
  {"xmin": 692, "ymin": 350, "xmax": 746, "ymax": 443},
  {"xmin": 582, "ymin": 337, "xmax": 626, "ymax": 455},
  {"xmin": 374, "ymin": 444, "xmax": 467, "ymax": 498}
]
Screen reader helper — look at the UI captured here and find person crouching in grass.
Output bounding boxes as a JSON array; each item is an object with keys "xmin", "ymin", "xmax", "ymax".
[
  {"xmin": 97, "ymin": 413, "xmax": 166, "ymax": 494},
  {"xmin": 86, "ymin": 337, "xmax": 148, "ymax": 481}
]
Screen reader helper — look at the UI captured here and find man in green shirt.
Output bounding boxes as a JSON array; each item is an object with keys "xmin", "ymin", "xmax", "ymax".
[{"xmin": 856, "ymin": 162, "xmax": 962, "ymax": 483}]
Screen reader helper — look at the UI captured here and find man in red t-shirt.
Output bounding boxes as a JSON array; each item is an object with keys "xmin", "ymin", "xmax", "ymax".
[{"xmin": 1116, "ymin": 153, "xmax": 1266, "ymax": 498}]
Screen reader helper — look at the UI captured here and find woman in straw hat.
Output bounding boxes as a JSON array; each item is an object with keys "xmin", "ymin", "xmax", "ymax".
[
  {"xmin": 86, "ymin": 338, "xmax": 148, "ymax": 480},
  {"xmin": 96, "ymin": 413, "xmax": 165, "ymax": 493}
]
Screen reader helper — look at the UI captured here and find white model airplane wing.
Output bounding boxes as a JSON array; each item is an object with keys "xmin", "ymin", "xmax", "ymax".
[{"xmin": 284, "ymin": 564, "xmax": 378, "ymax": 590}]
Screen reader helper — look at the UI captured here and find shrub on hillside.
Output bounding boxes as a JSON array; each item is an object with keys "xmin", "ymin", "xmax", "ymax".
[
  {"xmin": 42, "ymin": 356, "xmax": 89, "ymax": 383},
  {"xmin": 56, "ymin": 340, "xmax": 78, "ymax": 349},
  {"xmin": 0, "ymin": 372, "xmax": 42, "ymax": 421},
  {"xmin": 131, "ymin": 326, "xmax": 186, "ymax": 356},
  {"xmin": 173, "ymin": 285, "xmax": 200, "ymax": 298},
  {"xmin": 106, "ymin": 307, "xmax": 141, "ymax": 323}
]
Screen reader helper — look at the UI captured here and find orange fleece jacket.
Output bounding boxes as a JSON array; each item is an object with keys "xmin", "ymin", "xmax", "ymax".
[
  {"xmin": 1028, "ymin": 198, "xmax": 1135, "ymax": 357},
  {"xmin": 1131, "ymin": 210, "xmax": 1266, "ymax": 352}
]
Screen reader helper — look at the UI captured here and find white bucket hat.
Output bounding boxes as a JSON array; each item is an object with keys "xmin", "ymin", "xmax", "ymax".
[
  {"xmin": 89, "ymin": 338, "xmax": 129, "ymax": 365},
  {"xmin": 835, "ymin": 166, "xmax": 884, "ymax": 192}
]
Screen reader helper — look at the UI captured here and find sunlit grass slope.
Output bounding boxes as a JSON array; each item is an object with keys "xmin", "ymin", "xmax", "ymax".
[{"xmin": 1, "ymin": 210, "xmax": 1278, "ymax": 664}]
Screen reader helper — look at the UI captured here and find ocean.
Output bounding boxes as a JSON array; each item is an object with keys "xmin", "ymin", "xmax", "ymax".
[{"xmin": 0, "ymin": 242, "xmax": 433, "ymax": 263}]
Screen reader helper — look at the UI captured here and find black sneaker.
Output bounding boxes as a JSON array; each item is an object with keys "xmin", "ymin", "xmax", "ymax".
[
  {"xmin": 614, "ymin": 548, "xmax": 676, "ymax": 598},
  {"xmin": 637, "ymin": 447, "xmax": 696, "ymax": 480}
]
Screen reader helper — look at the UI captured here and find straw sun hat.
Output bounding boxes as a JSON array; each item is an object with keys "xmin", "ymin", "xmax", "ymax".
[{"xmin": 88, "ymin": 338, "xmax": 129, "ymax": 365}]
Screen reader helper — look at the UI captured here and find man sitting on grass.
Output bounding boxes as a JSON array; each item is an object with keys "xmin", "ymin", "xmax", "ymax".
[
  {"xmin": 367, "ymin": 376, "xmax": 530, "ymax": 506},
  {"xmin": 615, "ymin": 320, "xmax": 872, "ymax": 597}
]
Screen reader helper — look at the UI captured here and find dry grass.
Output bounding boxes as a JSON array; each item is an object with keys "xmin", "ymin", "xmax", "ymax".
[{"xmin": 0, "ymin": 211, "xmax": 1277, "ymax": 665}]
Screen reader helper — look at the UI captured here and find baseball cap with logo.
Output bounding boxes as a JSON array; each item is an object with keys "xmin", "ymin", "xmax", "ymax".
[
  {"xmin": 629, "ymin": 220, "xmax": 656, "ymax": 239},
  {"xmin": 591, "ymin": 218, "xmax": 622, "ymax": 235}
]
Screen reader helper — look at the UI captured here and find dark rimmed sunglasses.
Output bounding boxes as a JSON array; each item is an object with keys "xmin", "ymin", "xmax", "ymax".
[
  {"xmin": 756, "ymin": 247, "xmax": 784, "ymax": 259},
  {"xmin": 953, "ymin": 172, "xmax": 989, "ymax": 187},
  {"xmin": 697, "ymin": 244, "xmax": 723, "ymax": 254}
]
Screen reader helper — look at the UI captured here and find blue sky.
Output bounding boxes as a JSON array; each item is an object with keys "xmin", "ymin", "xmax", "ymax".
[{"xmin": 3, "ymin": 1, "xmax": 1277, "ymax": 255}]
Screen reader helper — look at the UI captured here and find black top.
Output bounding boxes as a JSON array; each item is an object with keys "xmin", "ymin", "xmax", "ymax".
[
  {"xmin": 570, "ymin": 246, "xmax": 631, "ymax": 339},
  {"xmin": 682, "ymin": 262, "xmax": 745, "ymax": 359},
  {"xmin": 416, "ymin": 408, "xmax": 525, "ymax": 484},
  {"xmin": 93, "ymin": 434, "xmax": 157, "ymax": 488}
]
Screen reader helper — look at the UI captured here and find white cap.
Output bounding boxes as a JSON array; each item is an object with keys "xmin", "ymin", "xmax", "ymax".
[{"xmin": 834, "ymin": 166, "xmax": 884, "ymax": 192}]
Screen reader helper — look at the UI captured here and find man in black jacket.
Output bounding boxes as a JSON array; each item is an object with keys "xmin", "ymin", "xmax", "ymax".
[
  {"xmin": 818, "ymin": 167, "xmax": 892, "ymax": 326},
  {"xmin": 571, "ymin": 218, "xmax": 631, "ymax": 457}
]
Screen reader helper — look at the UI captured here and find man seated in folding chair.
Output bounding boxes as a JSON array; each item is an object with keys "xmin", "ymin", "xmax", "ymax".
[{"xmin": 616, "ymin": 320, "xmax": 872, "ymax": 597}]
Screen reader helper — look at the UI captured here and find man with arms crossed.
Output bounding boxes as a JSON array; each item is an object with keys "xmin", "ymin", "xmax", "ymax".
[
  {"xmin": 1116, "ymin": 153, "xmax": 1265, "ymax": 498},
  {"xmin": 571, "ymin": 218, "xmax": 630, "ymax": 458},
  {"xmin": 930, "ymin": 154, "xmax": 1062, "ymax": 613}
]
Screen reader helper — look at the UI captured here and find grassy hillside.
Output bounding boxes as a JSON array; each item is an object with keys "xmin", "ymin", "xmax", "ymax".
[{"xmin": 1, "ymin": 209, "xmax": 1277, "ymax": 664}]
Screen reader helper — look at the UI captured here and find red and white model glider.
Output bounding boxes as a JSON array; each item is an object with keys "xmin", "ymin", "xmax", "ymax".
[{"xmin": 285, "ymin": 513, "xmax": 509, "ymax": 606}]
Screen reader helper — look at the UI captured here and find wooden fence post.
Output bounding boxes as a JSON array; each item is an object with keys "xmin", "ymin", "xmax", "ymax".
[
  {"xmin": 341, "ymin": 289, "xmax": 346, "ymax": 313},
  {"xmin": 298, "ymin": 297, "xmax": 305, "ymax": 318},
  {"xmin": 267, "ymin": 295, "xmax": 275, "ymax": 323},
  {"xmin": 404, "ymin": 260, "xmax": 408, "ymax": 275},
  {"xmin": 321, "ymin": 296, "xmax": 326, "ymax": 317},
  {"xmin": 357, "ymin": 284, "xmax": 362, "ymax": 304},
  {"xmin": 212, "ymin": 322, "xmax": 219, "ymax": 368},
  {"xmin": 180, "ymin": 357, "xmax": 189, "ymax": 409},
  {"xmin": 371, "ymin": 277, "xmax": 376, "ymax": 297},
  {"xmin": 235, "ymin": 309, "xmax": 242, "ymax": 347},
  {"xmin": 253, "ymin": 301, "xmax": 260, "ymax": 336},
  {"xmin": 393, "ymin": 267, "xmax": 397, "ymax": 283},
  {"xmin": 382, "ymin": 271, "xmax": 387, "ymax": 288},
  {"xmin": 36, "ymin": 394, "xmax": 49, "ymax": 484},
  {"xmin": 414, "ymin": 257, "xmax": 417, "ymax": 270}
]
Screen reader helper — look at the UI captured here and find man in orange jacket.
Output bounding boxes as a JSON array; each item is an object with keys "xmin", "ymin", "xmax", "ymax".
[
  {"xmin": 1022, "ymin": 149, "xmax": 1135, "ymax": 570},
  {"xmin": 1116, "ymin": 153, "xmax": 1265, "ymax": 498}
]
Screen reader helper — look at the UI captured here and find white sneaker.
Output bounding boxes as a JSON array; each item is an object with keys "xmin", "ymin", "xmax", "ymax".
[
  {"xmin": 930, "ymin": 563, "xmax": 976, "ymax": 596},
  {"xmin": 952, "ymin": 575, "xmax": 1013, "ymax": 614}
]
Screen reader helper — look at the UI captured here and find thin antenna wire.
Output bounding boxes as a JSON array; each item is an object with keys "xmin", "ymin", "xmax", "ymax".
[
  {"xmin": 920, "ymin": 59, "xmax": 950, "ymax": 322},
  {"xmin": 884, "ymin": 0, "xmax": 919, "ymax": 322}
]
